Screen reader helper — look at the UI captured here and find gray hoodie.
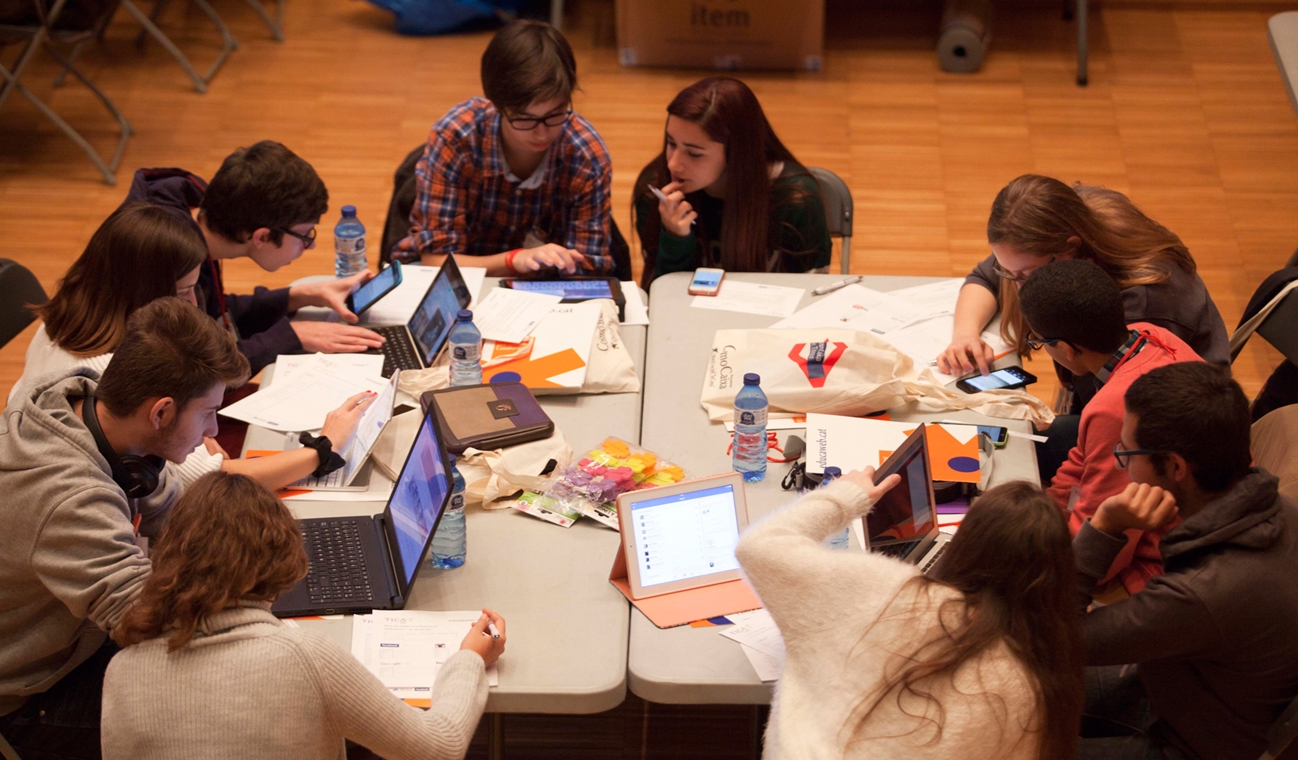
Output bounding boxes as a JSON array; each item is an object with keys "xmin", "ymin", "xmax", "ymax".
[{"xmin": 0, "ymin": 370, "xmax": 178, "ymax": 716}]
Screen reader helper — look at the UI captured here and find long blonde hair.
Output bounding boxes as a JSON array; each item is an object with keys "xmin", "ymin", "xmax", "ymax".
[{"xmin": 986, "ymin": 175, "xmax": 1195, "ymax": 355}]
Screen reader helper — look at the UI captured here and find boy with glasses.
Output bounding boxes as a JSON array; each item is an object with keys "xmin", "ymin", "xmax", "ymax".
[
  {"xmin": 392, "ymin": 20, "xmax": 614, "ymax": 276},
  {"xmin": 122, "ymin": 141, "xmax": 384, "ymax": 375},
  {"xmin": 1076, "ymin": 362, "xmax": 1298, "ymax": 760},
  {"xmin": 1018, "ymin": 260, "xmax": 1202, "ymax": 595}
]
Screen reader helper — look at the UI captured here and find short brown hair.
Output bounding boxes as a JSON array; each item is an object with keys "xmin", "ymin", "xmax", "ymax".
[
  {"xmin": 480, "ymin": 20, "xmax": 576, "ymax": 115},
  {"xmin": 199, "ymin": 141, "xmax": 328, "ymax": 246},
  {"xmin": 113, "ymin": 471, "xmax": 307, "ymax": 650},
  {"xmin": 97, "ymin": 298, "xmax": 249, "ymax": 417}
]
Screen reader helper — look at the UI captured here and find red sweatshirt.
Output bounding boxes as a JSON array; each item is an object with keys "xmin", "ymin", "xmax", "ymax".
[{"xmin": 1048, "ymin": 323, "xmax": 1203, "ymax": 594}]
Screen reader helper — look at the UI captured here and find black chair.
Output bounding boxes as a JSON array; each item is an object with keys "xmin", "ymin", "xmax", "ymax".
[
  {"xmin": 806, "ymin": 166, "xmax": 853, "ymax": 275},
  {"xmin": 0, "ymin": 259, "xmax": 48, "ymax": 348}
]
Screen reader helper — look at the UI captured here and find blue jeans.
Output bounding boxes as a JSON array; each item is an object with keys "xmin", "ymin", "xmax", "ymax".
[
  {"xmin": 1078, "ymin": 665, "xmax": 1186, "ymax": 760},
  {"xmin": 0, "ymin": 642, "xmax": 117, "ymax": 760}
]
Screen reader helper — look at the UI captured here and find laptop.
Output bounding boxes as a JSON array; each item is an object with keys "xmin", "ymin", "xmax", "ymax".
[
  {"xmin": 272, "ymin": 410, "xmax": 452, "ymax": 617},
  {"xmin": 367, "ymin": 254, "xmax": 473, "ymax": 378},
  {"xmin": 864, "ymin": 423, "xmax": 953, "ymax": 575},
  {"xmin": 288, "ymin": 372, "xmax": 400, "ymax": 491}
]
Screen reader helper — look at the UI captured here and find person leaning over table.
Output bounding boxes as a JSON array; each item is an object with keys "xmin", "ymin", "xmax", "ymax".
[
  {"xmin": 632, "ymin": 76, "xmax": 831, "ymax": 289},
  {"xmin": 391, "ymin": 19, "xmax": 615, "ymax": 277},
  {"xmin": 737, "ymin": 474, "xmax": 1085, "ymax": 759},
  {"xmin": 101, "ymin": 471, "xmax": 505, "ymax": 760},
  {"xmin": 11, "ymin": 204, "xmax": 379, "ymax": 493}
]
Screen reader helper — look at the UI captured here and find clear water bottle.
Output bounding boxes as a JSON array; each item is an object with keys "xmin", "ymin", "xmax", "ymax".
[
  {"xmin": 429, "ymin": 454, "xmax": 466, "ymax": 569},
  {"xmin": 448, "ymin": 310, "xmax": 483, "ymax": 386},
  {"xmin": 334, "ymin": 205, "xmax": 367, "ymax": 278},
  {"xmin": 732, "ymin": 373, "xmax": 768, "ymax": 482},
  {"xmin": 821, "ymin": 466, "xmax": 851, "ymax": 549}
]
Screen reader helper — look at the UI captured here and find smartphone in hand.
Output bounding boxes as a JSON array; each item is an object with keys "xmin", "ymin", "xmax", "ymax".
[
  {"xmin": 346, "ymin": 261, "xmax": 402, "ymax": 316},
  {"xmin": 955, "ymin": 366, "xmax": 1036, "ymax": 394}
]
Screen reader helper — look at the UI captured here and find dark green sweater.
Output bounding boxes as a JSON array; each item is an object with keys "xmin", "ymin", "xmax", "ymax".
[{"xmin": 634, "ymin": 168, "xmax": 832, "ymax": 281}]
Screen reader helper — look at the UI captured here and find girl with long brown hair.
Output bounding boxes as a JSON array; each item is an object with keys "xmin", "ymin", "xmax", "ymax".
[
  {"xmin": 632, "ymin": 77, "xmax": 831, "ymax": 288},
  {"xmin": 736, "ymin": 474, "xmax": 1084, "ymax": 760},
  {"xmin": 102, "ymin": 471, "xmax": 504, "ymax": 760}
]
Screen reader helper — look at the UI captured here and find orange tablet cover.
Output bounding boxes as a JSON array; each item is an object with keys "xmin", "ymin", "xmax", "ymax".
[{"xmin": 609, "ymin": 541, "xmax": 761, "ymax": 629}]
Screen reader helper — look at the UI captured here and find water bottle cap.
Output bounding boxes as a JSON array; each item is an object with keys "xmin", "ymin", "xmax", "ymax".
[
  {"xmin": 743, "ymin": 373, "xmax": 760, "ymax": 386},
  {"xmin": 823, "ymin": 466, "xmax": 842, "ymax": 477},
  {"xmin": 456, "ymin": 309, "xmax": 473, "ymax": 321},
  {"xmin": 341, "ymin": 205, "xmax": 357, "ymax": 216}
]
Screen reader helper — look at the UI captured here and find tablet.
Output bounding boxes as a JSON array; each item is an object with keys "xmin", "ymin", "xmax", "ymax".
[
  {"xmin": 499, "ymin": 277, "xmax": 626, "ymax": 320},
  {"xmin": 616, "ymin": 472, "xmax": 750, "ymax": 600}
]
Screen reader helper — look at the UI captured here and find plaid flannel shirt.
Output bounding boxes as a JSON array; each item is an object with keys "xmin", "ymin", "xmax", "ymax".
[{"xmin": 393, "ymin": 98, "xmax": 614, "ymax": 273}]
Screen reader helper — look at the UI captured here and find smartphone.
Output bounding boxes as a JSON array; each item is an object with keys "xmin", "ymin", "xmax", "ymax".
[
  {"xmin": 688, "ymin": 267, "xmax": 725, "ymax": 296},
  {"xmin": 955, "ymin": 366, "xmax": 1037, "ymax": 394},
  {"xmin": 977, "ymin": 425, "xmax": 1010, "ymax": 448},
  {"xmin": 345, "ymin": 261, "xmax": 402, "ymax": 316}
]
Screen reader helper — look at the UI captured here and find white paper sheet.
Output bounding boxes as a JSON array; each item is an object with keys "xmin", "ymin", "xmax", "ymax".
[
  {"xmin": 620, "ymin": 281, "xmax": 649, "ymax": 326},
  {"xmin": 472, "ymin": 288, "xmax": 563, "ymax": 344},
  {"xmin": 803, "ymin": 413, "xmax": 977, "ymax": 476},
  {"xmin": 350, "ymin": 611, "xmax": 498, "ymax": 700},
  {"xmin": 740, "ymin": 645, "xmax": 782, "ymax": 682},
  {"xmin": 884, "ymin": 279, "xmax": 965, "ymax": 323},
  {"xmin": 360, "ymin": 265, "xmax": 487, "ymax": 326},
  {"xmin": 219, "ymin": 365, "xmax": 387, "ymax": 432},
  {"xmin": 770, "ymin": 285, "xmax": 922, "ymax": 333},
  {"xmin": 690, "ymin": 281, "xmax": 805, "ymax": 318},
  {"xmin": 273, "ymin": 353, "xmax": 385, "ymax": 387},
  {"xmin": 720, "ymin": 610, "xmax": 784, "ymax": 682}
]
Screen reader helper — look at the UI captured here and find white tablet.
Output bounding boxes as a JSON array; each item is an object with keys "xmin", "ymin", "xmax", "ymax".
[{"xmin": 616, "ymin": 472, "xmax": 750, "ymax": 600}]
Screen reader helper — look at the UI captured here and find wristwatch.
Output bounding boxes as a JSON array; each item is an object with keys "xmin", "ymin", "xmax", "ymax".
[{"xmin": 299, "ymin": 432, "xmax": 346, "ymax": 478}]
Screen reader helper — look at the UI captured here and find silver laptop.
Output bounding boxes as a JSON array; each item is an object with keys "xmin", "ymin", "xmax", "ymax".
[
  {"xmin": 289, "ymin": 372, "xmax": 400, "ymax": 491},
  {"xmin": 865, "ymin": 423, "xmax": 953, "ymax": 575}
]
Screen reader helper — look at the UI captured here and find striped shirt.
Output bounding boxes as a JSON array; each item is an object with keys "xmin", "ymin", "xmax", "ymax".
[{"xmin": 393, "ymin": 98, "xmax": 614, "ymax": 273}]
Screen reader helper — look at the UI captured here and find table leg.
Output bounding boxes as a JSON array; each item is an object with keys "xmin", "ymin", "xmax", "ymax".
[{"xmin": 488, "ymin": 713, "xmax": 503, "ymax": 760}]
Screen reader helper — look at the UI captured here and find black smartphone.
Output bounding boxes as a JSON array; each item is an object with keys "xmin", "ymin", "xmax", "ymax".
[
  {"xmin": 955, "ymin": 366, "xmax": 1037, "ymax": 394},
  {"xmin": 345, "ymin": 261, "xmax": 402, "ymax": 316}
]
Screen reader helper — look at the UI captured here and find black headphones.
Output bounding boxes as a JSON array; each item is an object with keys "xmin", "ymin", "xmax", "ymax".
[{"xmin": 82, "ymin": 393, "xmax": 164, "ymax": 499}]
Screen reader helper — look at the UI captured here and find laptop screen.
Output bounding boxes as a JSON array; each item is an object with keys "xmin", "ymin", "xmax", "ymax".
[
  {"xmin": 407, "ymin": 255, "xmax": 471, "ymax": 366},
  {"xmin": 338, "ymin": 372, "xmax": 399, "ymax": 483},
  {"xmin": 385, "ymin": 412, "xmax": 451, "ymax": 589},
  {"xmin": 631, "ymin": 483, "xmax": 742, "ymax": 588},
  {"xmin": 865, "ymin": 427, "xmax": 936, "ymax": 547}
]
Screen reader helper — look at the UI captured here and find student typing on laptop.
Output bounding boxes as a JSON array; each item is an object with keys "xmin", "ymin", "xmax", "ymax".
[
  {"xmin": 102, "ymin": 471, "xmax": 505, "ymax": 760},
  {"xmin": 736, "ymin": 473, "xmax": 1085, "ymax": 759}
]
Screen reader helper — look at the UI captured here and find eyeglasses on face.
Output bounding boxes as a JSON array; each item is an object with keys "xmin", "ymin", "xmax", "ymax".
[
  {"xmin": 506, "ymin": 108, "xmax": 573, "ymax": 131},
  {"xmin": 1025, "ymin": 333, "xmax": 1062, "ymax": 351},
  {"xmin": 276, "ymin": 226, "xmax": 317, "ymax": 249},
  {"xmin": 993, "ymin": 254, "xmax": 1056, "ymax": 284},
  {"xmin": 1112, "ymin": 442, "xmax": 1160, "ymax": 468}
]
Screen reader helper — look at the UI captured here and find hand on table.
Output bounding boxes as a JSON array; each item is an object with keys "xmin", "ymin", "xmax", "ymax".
[
  {"xmin": 290, "ymin": 321, "xmax": 385, "ymax": 354},
  {"xmin": 319, "ymin": 391, "xmax": 377, "ymax": 453},
  {"xmin": 290, "ymin": 270, "xmax": 374, "ymax": 323},
  {"xmin": 512, "ymin": 244, "xmax": 588, "ymax": 275},
  {"xmin": 839, "ymin": 467, "xmax": 902, "ymax": 506},
  {"xmin": 657, "ymin": 181, "xmax": 696, "ymax": 238},
  {"xmin": 1092, "ymin": 482, "xmax": 1179, "ymax": 537},
  {"xmin": 937, "ymin": 334, "xmax": 996, "ymax": 377},
  {"xmin": 459, "ymin": 609, "xmax": 506, "ymax": 667}
]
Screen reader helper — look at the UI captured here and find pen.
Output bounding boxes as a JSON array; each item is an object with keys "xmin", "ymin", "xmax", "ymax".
[
  {"xmin": 649, "ymin": 186, "xmax": 696, "ymax": 227},
  {"xmin": 811, "ymin": 276, "xmax": 863, "ymax": 296},
  {"xmin": 487, "ymin": 621, "xmax": 501, "ymax": 640}
]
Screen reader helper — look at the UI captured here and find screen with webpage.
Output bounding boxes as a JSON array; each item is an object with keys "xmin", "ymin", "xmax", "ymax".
[
  {"xmin": 387, "ymin": 414, "xmax": 449, "ymax": 585},
  {"xmin": 340, "ymin": 373, "xmax": 398, "ymax": 481},
  {"xmin": 510, "ymin": 280, "xmax": 614, "ymax": 299},
  {"xmin": 692, "ymin": 271, "xmax": 722, "ymax": 289},
  {"xmin": 408, "ymin": 272, "xmax": 464, "ymax": 366},
  {"xmin": 632, "ymin": 484, "xmax": 741, "ymax": 588},
  {"xmin": 865, "ymin": 447, "xmax": 934, "ymax": 545}
]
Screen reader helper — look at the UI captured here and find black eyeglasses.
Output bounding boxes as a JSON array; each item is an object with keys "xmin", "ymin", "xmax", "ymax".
[
  {"xmin": 1112, "ymin": 442, "xmax": 1160, "ymax": 468},
  {"xmin": 1025, "ymin": 333, "xmax": 1062, "ymax": 351},
  {"xmin": 276, "ymin": 226, "xmax": 317, "ymax": 249},
  {"xmin": 506, "ymin": 108, "xmax": 572, "ymax": 131}
]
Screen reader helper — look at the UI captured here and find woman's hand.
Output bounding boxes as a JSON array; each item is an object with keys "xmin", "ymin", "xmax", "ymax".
[
  {"xmin": 839, "ymin": 467, "xmax": 901, "ymax": 505},
  {"xmin": 458, "ymin": 609, "xmax": 506, "ymax": 667},
  {"xmin": 319, "ymin": 391, "xmax": 377, "ymax": 453},
  {"xmin": 657, "ymin": 181, "xmax": 697, "ymax": 238},
  {"xmin": 937, "ymin": 334, "xmax": 996, "ymax": 377}
]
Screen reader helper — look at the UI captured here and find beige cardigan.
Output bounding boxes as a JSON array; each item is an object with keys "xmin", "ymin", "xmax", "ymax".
[{"xmin": 101, "ymin": 603, "xmax": 488, "ymax": 760}]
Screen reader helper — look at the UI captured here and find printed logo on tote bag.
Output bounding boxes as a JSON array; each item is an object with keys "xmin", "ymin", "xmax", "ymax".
[{"xmin": 788, "ymin": 341, "xmax": 848, "ymax": 388}]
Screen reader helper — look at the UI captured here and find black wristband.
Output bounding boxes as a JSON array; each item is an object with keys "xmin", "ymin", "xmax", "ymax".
[{"xmin": 299, "ymin": 432, "xmax": 346, "ymax": 478}]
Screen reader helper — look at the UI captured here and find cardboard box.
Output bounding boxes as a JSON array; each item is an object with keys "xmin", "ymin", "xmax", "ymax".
[{"xmin": 616, "ymin": 0, "xmax": 824, "ymax": 72}]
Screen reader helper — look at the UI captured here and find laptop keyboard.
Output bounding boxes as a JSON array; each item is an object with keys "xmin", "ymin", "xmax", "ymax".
[
  {"xmin": 291, "ymin": 466, "xmax": 347, "ymax": 490},
  {"xmin": 919, "ymin": 539, "xmax": 950, "ymax": 575},
  {"xmin": 372, "ymin": 325, "xmax": 419, "ymax": 377},
  {"xmin": 876, "ymin": 540, "xmax": 921, "ymax": 560},
  {"xmin": 302, "ymin": 520, "xmax": 374, "ymax": 605}
]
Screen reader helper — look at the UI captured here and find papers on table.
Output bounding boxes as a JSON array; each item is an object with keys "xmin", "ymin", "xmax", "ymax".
[
  {"xmin": 885, "ymin": 279, "xmax": 965, "ymax": 320},
  {"xmin": 361, "ymin": 264, "xmax": 487, "ymax": 326},
  {"xmin": 719, "ymin": 609, "xmax": 784, "ymax": 682},
  {"xmin": 690, "ymin": 280, "xmax": 804, "ymax": 318},
  {"xmin": 220, "ymin": 363, "xmax": 387, "ymax": 432},
  {"xmin": 272, "ymin": 353, "xmax": 385, "ymax": 387},
  {"xmin": 621, "ymin": 281, "xmax": 649, "ymax": 326},
  {"xmin": 351, "ymin": 611, "xmax": 498, "ymax": 703},
  {"xmin": 482, "ymin": 300, "xmax": 601, "ymax": 390},
  {"xmin": 472, "ymin": 288, "xmax": 563, "ymax": 344},
  {"xmin": 771, "ymin": 284, "xmax": 920, "ymax": 332},
  {"xmin": 804, "ymin": 412, "xmax": 981, "ymax": 483}
]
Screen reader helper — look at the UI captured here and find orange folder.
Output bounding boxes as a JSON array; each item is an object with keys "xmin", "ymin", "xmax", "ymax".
[{"xmin": 609, "ymin": 542, "xmax": 762, "ymax": 629}]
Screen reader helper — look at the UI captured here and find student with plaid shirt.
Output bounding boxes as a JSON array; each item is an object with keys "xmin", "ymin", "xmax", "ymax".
[{"xmin": 392, "ymin": 20, "xmax": 614, "ymax": 277}]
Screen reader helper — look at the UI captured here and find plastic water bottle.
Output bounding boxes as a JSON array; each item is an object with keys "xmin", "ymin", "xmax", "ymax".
[
  {"xmin": 732, "ymin": 373, "xmax": 768, "ymax": 482},
  {"xmin": 429, "ymin": 454, "xmax": 466, "ymax": 568},
  {"xmin": 333, "ymin": 205, "xmax": 367, "ymax": 278},
  {"xmin": 821, "ymin": 466, "xmax": 851, "ymax": 549},
  {"xmin": 448, "ymin": 310, "xmax": 483, "ymax": 386}
]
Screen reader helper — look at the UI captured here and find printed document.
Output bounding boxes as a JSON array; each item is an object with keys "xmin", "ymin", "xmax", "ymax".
[
  {"xmin": 472, "ymin": 288, "xmax": 563, "ymax": 344},
  {"xmin": 351, "ymin": 611, "xmax": 499, "ymax": 701},
  {"xmin": 770, "ymin": 285, "xmax": 922, "ymax": 333},
  {"xmin": 719, "ymin": 609, "xmax": 784, "ymax": 682},
  {"xmin": 219, "ymin": 365, "xmax": 386, "ymax": 432},
  {"xmin": 273, "ymin": 353, "xmax": 385, "ymax": 387},
  {"xmin": 690, "ymin": 281, "xmax": 805, "ymax": 318}
]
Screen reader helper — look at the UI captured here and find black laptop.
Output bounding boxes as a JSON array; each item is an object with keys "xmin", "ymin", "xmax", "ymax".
[
  {"xmin": 368, "ymin": 254, "xmax": 473, "ymax": 378},
  {"xmin": 272, "ymin": 410, "xmax": 452, "ymax": 617}
]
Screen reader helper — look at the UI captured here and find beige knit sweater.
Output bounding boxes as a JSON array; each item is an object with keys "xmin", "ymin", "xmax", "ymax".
[
  {"xmin": 735, "ymin": 479, "xmax": 1042, "ymax": 759},
  {"xmin": 101, "ymin": 602, "xmax": 488, "ymax": 760}
]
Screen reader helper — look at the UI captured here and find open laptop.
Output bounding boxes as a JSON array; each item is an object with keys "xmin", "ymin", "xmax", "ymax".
[
  {"xmin": 272, "ymin": 409, "xmax": 452, "ymax": 617},
  {"xmin": 367, "ymin": 254, "xmax": 473, "ymax": 378},
  {"xmin": 289, "ymin": 371, "xmax": 400, "ymax": 491},
  {"xmin": 865, "ymin": 423, "xmax": 953, "ymax": 575}
]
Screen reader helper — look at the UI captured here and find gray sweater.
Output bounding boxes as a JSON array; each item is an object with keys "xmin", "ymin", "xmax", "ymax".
[
  {"xmin": 0, "ymin": 370, "xmax": 178, "ymax": 716},
  {"xmin": 101, "ymin": 603, "xmax": 489, "ymax": 760}
]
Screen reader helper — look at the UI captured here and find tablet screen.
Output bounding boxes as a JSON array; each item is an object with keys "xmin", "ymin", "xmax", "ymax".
[
  {"xmin": 509, "ymin": 279, "xmax": 614, "ymax": 299},
  {"xmin": 632, "ymin": 484, "xmax": 741, "ymax": 588}
]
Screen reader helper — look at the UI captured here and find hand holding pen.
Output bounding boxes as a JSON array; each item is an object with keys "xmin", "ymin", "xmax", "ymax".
[
  {"xmin": 459, "ymin": 608, "xmax": 506, "ymax": 667},
  {"xmin": 650, "ymin": 184, "xmax": 697, "ymax": 237}
]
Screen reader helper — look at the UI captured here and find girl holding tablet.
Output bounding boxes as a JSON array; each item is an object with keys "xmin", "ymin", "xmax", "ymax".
[
  {"xmin": 103, "ymin": 471, "xmax": 504, "ymax": 760},
  {"xmin": 736, "ymin": 475, "xmax": 1083, "ymax": 759},
  {"xmin": 632, "ymin": 77, "xmax": 832, "ymax": 288}
]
